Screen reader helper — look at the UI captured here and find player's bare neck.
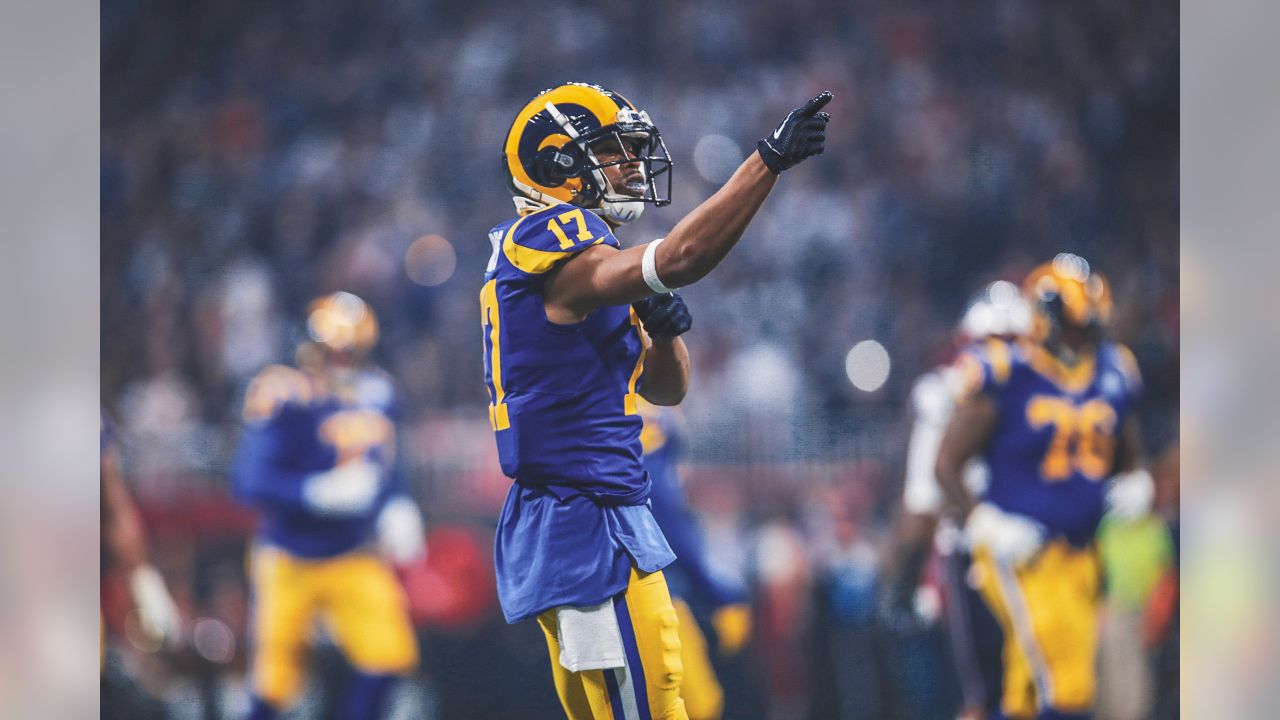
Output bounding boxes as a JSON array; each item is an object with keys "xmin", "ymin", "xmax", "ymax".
[{"xmin": 1047, "ymin": 340, "xmax": 1095, "ymax": 369}]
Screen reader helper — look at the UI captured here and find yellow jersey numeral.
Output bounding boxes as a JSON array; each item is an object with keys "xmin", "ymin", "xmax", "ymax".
[
  {"xmin": 480, "ymin": 279, "xmax": 510, "ymax": 430},
  {"xmin": 319, "ymin": 410, "xmax": 393, "ymax": 464},
  {"xmin": 1025, "ymin": 395, "xmax": 1117, "ymax": 481},
  {"xmin": 624, "ymin": 307, "xmax": 647, "ymax": 415},
  {"xmin": 546, "ymin": 208, "xmax": 594, "ymax": 249}
]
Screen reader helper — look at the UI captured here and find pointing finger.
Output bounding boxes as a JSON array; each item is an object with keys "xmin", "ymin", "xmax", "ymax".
[{"xmin": 801, "ymin": 91, "xmax": 834, "ymax": 116}]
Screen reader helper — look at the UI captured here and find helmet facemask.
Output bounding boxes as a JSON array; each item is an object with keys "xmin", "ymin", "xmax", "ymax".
[{"xmin": 542, "ymin": 102, "xmax": 673, "ymax": 225}]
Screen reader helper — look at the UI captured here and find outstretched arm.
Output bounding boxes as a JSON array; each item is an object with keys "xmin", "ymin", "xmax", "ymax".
[
  {"xmin": 545, "ymin": 92, "xmax": 832, "ymax": 320},
  {"xmin": 102, "ymin": 445, "xmax": 147, "ymax": 572},
  {"xmin": 102, "ymin": 441, "xmax": 182, "ymax": 645}
]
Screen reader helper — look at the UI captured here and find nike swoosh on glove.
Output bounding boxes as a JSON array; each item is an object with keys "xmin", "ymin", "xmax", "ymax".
[{"xmin": 757, "ymin": 91, "xmax": 833, "ymax": 174}]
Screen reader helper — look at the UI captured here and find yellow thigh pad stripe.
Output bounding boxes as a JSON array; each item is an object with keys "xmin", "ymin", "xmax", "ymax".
[{"xmin": 539, "ymin": 568, "xmax": 690, "ymax": 720}]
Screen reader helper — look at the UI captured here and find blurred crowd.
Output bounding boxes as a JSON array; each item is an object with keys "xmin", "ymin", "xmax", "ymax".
[{"xmin": 101, "ymin": 0, "xmax": 1178, "ymax": 717}]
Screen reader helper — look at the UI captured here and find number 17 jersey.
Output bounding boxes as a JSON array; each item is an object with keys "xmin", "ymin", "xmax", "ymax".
[
  {"xmin": 480, "ymin": 202, "xmax": 675, "ymax": 624},
  {"xmin": 481, "ymin": 202, "xmax": 649, "ymax": 498}
]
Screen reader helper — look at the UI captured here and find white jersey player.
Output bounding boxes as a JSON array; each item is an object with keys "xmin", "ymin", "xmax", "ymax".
[{"xmin": 884, "ymin": 280, "xmax": 1030, "ymax": 720}]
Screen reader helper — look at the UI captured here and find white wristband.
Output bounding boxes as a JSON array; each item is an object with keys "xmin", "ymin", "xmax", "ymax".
[{"xmin": 642, "ymin": 238, "xmax": 676, "ymax": 293}]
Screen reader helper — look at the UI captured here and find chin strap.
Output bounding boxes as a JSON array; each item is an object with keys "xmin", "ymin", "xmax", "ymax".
[{"xmin": 512, "ymin": 196, "xmax": 550, "ymax": 216}]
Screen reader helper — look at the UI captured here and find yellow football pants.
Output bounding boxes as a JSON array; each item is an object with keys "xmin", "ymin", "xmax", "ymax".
[
  {"xmin": 673, "ymin": 599, "xmax": 724, "ymax": 720},
  {"xmin": 249, "ymin": 546, "xmax": 419, "ymax": 707},
  {"xmin": 538, "ymin": 568, "xmax": 689, "ymax": 720},
  {"xmin": 972, "ymin": 541, "xmax": 1101, "ymax": 719}
]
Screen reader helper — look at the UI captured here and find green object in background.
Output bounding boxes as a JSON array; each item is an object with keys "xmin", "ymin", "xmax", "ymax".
[{"xmin": 1097, "ymin": 514, "xmax": 1174, "ymax": 611}]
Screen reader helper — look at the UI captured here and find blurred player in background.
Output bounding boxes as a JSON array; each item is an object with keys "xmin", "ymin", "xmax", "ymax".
[
  {"xmin": 101, "ymin": 411, "xmax": 182, "ymax": 655},
  {"xmin": 638, "ymin": 400, "xmax": 751, "ymax": 720},
  {"xmin": 230, "ymin": 292, "xmax": 425, "ymax": 720},
  {"xmin": 936, "ymin": 254, "xmax": 1154, "ymax": 720},
  {"xmin": 483, "ymin": 82, "xmax": 829, "ymax": 719},
  {"xmin": 880, "ymin": 280, "xmax": 1029, "ymax": 719}
]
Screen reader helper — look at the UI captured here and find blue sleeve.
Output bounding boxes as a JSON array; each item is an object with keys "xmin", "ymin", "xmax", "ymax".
[
  {"xmin": 1109, "ymin": 343, "xmax": 1144, "ymax": 404},
  {"xmin": 954, "ymin": 338, "xmax": 1014, "ymax": 400},
  {"xmin": 647, "ymin": 451, "xmax": 746, "ymax": 611},
  {"xmin": 500, "ymin": 206, "xmax": 620, "ymax": 276},
  {"xmin": 229, "ymin": 418, "xmax": 312, "ymax": 515}
]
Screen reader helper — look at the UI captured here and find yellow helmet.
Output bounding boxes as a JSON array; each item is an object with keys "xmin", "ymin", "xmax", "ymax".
[
  {"xmin": 305, "ymin": 291, "xmax": 379, "ymax": 356},
  {"xmin": 503, "ymin": 82, "xmax": 673, "ymax": 225},
  {"xmin": 1022, "ymin": 253, "xmax": 1112, "ymax": 344}
]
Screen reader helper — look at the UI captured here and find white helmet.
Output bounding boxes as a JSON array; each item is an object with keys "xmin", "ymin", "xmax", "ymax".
[{"xmin": 958, "ymin": 280, "xmax": 1031, "ymax": 341}]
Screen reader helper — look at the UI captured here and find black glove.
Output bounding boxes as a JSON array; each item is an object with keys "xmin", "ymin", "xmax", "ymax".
[
  {"xmin": 756, "ymin": 91, "xmax": 833, "ymax": 174},
  {"xmin": 632, "ymin": 293, "xmax": 692, "ymax": 339}
]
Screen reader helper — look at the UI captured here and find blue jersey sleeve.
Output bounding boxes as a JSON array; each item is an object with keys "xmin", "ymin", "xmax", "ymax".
[
  {"xmin": 954, "ymin": 338, "xmax": 1015, "ymax": 400},
  {"xmin": 231, "ymin": 365, "xmax": 317, "ymax": 514},
  {"xmin": 229, "ymin": 414, "xmax": 311, "ymax": 515},
  {"xmin": 1106, "ymin": 343, "xmax": 1144, "ymax": 404},
  {"xmin": 499, "ymin": 205, "xmax": 620, "ymax": 277}
]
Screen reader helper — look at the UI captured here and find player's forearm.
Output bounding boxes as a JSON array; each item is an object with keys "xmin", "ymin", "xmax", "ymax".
[
  {"xmin": 656, "ymin": 154, "xmax": 777, "ymax": 288},
  {"xmin": 102, "ymin": 453, "xmax": 149, "ymax": 570},
  {"xmin": 103, "ymin": 503, "xmax": 149, "ymax": 571},
  {"xmin": 639, "ymin": 337, "xmax": 690, "ymax": 405},
  {"xmin": 935, "ymin": 396, "xmax": 996, "ymax": 518},
  {"xmin": 232, "ymin": 471, "xmax": 310, "ymax": 513},
  {"xmin": 1114, "ymin": 415, "xmax": 1146, "ymax": 474},
  {"xmin": 935, "ymin": 455, "xmax": 974, "ymax": 519}
]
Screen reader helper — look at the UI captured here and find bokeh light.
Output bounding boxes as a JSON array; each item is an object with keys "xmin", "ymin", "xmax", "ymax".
[
  {"xmin": 192, "ymin": 617, "xmax": 236, "ymax": 664},
  {"xmin": 404, "ymin": 234, "xmax": 457, "ymax": 287},
  {"xmin": 693, "ymin": 134, "xmax": 743, "ymax": 184},
  {"xmin": 845, "ymin": 340, "xmax": 891, "ymax": 392}
]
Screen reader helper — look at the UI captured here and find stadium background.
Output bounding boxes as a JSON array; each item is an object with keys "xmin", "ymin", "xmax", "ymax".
[{"xmin": 100, "ymin": 0, "xmax": 1179, "ymax": 718}]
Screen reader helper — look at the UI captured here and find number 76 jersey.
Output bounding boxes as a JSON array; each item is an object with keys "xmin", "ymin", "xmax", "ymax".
[
  {"xmin": 480, "ymin": 203, "xmax": 649, "ymax": 497},
  {"xmin": 956, "ymin": 338, "xmax": 1143, "ymax": 547}
]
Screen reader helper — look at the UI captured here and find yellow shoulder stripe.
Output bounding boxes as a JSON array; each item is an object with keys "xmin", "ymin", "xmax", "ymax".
[
  {"xmin": 503, "ymin": 210, "xmax": 608, "ymax": 275},
  {"xmin": 984, "ymin": 338, "xmax": 1012, "ymax": 385},
  {"xmin": 243, "ymin": 364, "xmax": 310, "ymax": 422}
]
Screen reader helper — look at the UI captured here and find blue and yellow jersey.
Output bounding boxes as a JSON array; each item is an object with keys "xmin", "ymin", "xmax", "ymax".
[
  {"xmin": 639, "ymin": 402, "xmax": 747, "ymax": 613},
  {"xmin": 230, "ymin": 364, "xmax": 406, "ymax": 559},
  {"xmin": 957, "ymin": 338, "xmax": 1143, "ymax": 546},
  {"xmin": 482, "ymin": 203, "xmax": 648, "ymax": 495},
  {"xmin": 483, "ymin": 203, "xmax": 673, "ymax": 623}
]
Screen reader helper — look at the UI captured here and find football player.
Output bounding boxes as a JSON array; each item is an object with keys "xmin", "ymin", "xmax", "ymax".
[
  {"xmin": 880, "ymin": 280, "xmax": 1029, "ymax": 719},
  {"xmin": 638, "ymin": 399, "xmax": 751, "ymax": 720},
  {"xmin": 231, "ymin": 292, "xmax": 425, "ymax": 720},
  {"xmin": 935, "ymin": 254, "xmax": 1154, "ymax": 720},
  {"xmin": 484, "ymin": 82, "xmax": 830, "ymax": 719},
  {"xmin": 101, "ymin": 411, "xmax": 182, "ymax": 656}
]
